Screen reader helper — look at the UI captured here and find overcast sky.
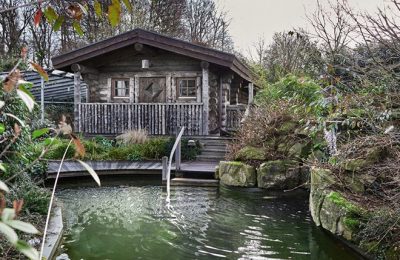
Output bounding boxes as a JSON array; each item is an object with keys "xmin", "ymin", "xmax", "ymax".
[{"xmin": 216, "ymin": 0, "xmax": 386, "ymax": 56}]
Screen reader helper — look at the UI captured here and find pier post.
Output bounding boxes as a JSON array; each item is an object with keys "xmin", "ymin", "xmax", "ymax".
[{"xmin": 162, "ymin": 156, "xmax": 168, "ymax": 182}]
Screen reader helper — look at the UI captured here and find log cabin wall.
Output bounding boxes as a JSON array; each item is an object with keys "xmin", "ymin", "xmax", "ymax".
[
  {"xmin": 81, "ymin": 47, "xmax": 208, "ymax": 103},
  {"xmin": 79, "ymin": 46, "xmax": 225, "ymax": 135}
]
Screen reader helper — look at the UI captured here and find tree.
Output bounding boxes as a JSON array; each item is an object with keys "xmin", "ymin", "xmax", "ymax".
[
  {"xmin": 344, "ymin": 0, "xmax": 400, "ymax": 88},
  {"xmin": 185, "ymin": 0, "xmax": 232, "ymax": 51},
  {"xmin": 263, "ymin": 31, "xmax": 323, "ymax": 82},
  {"xmin": 0, "ymin": 0, "xmax": 32, "ymax": 69}
]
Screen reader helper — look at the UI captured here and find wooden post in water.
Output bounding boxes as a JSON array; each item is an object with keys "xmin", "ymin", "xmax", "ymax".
[
  {"xmin": 162, "ymin": 156, "xmax": 168, "ymax": 182},
  {"xmin": 175, "ymin": 129, "xmax": 181, "ymax": 171}
]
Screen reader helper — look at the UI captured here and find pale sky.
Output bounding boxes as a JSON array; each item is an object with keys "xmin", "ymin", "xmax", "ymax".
[{"xmin": 216, "ymin": 0, "xmax": 386, "ymax": 56}]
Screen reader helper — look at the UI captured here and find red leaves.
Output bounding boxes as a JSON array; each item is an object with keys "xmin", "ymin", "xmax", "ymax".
[
  {"xmin": 34, "ymin": 9, "xmax": 42, "ymax": 27},
  {"xmin": 3, "ymin": 69, "xmax": 21, "ymax": 93},
  {"xmin": 71, "ymin": 134, "xmax": 86, "ymax": 158},
  {"xmin": 13, "ymin": 200, "xmax": 23, "ymax": 216},
  {"xmin": 30, "ymin": 62, "xmax": 49, "ymax": 81},
  {"xmin": 66, "ymin": 4, "xmax": 83, "ymax": 20}
]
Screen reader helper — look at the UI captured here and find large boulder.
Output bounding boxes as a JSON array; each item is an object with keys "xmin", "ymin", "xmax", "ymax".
[
  {"xmin": 218, "ymin": 161, "xmax": 256, "ymax": 187},
  {"xmin": 257, "ymin": 160, "xmax": 305, "ymax": 190},
  {"xmin": 309, "ymin": 167, "xmax": 364, "ymax": 241}
]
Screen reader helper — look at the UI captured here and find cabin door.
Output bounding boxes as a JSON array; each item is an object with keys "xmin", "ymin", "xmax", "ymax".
[{"xmin": 139, "ymin": 77, "xmax": 166, "ymax": 103}]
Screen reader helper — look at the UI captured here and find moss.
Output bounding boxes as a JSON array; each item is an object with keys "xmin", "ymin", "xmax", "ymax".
[
  {"xmin": 343, "ymin": 159, "xmax": 368, "ymax": 172},
  {"xmin": 235, "ymin": 146, "xmax": 265, "ymax": 161},
  {"xmin": 326, "ymin": 191, "xmax": 364, "ymax": 216},
  {"xmin": 343, "ymin": 217, "xmax": 361, "ymax": 231},
  {"xmin": 227, "ymin": 161, "xmax": 245, "ymax": 166}
]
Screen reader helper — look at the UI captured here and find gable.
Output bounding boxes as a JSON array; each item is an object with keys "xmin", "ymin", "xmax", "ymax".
[{"xmin": 52, "ymin": 29, "xmax": 252, "ymax": 82}]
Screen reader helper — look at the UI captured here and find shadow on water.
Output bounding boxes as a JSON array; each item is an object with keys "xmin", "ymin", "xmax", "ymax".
[{"xmin": 54, "ymin": 177, "xmax": 365, "ymax": 260}]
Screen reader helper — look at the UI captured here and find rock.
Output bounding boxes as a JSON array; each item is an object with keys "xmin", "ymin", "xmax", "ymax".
[
  {"xmin": 235, "ymin": 146, "xmax": 265, "ymax": 161},
  {"xmin": 56, "ymin": 253, "xmax": 71, "ymax": 260},
  {"xmin": 214, "ymin": 165, "xmax": 219, "ymax": 179},
  {"xmin": 288, "ymin": 142, "xmax": 311, "ymax": 159},
  {"xmin": 257, "ymin": 160, "xmax": 303, "ymax": 190},
  {"xmin": 343, "ymin": 159, "xmax": 368, "ymax": 172},
  {"xmin": 310, "ymin": 167, "xmax": 336, "ymax": 190},
  {"xmin": 309, "ymin": 168, "xmax": 364, "ymax": 242},
  {"xmin": 288, "ymin": 143, "xmax": 304, "ymax": 158},
  {"xmin": 218, "ymin": 161, "xmax": 256, "ymax": 187},
  {"xmin": 309, "ymin": 167, "xmax": 336, "ymax": 226}
]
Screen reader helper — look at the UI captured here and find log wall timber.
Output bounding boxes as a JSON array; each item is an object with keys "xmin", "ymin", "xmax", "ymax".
[
  {"xmin": 248, "ymin": 82, "xmax": 254, "ymax": 104},
  {"xmin": 85, "ymin": 71, "xmax": 202, "ymax": 103},
  {"xmin": 226, "ymin": 104, "xmax": 246, "ymax": 131},
  {"xmin": 201, "ymin": 62, "xmax": 209, "ymax": 135},
  {"xmin": 78, "ymin": 103, "xmax": 204, "ymax": 136},
  {"xmin": 208, "ymin": 71, "xmax": 219, "ymax": 132},
  {"xmin": 220, "ymin": 74, "xmax": 232, "ymax": 131}
]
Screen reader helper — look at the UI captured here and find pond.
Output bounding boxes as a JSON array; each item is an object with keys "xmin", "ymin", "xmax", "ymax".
[{"xmin": 56, "ymin": 179, "xmax": 362, "ymax": 260}]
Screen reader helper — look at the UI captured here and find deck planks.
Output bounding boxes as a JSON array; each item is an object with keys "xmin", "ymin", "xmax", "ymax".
[{"xmin": 46, "ymin": 160, "xmax": 219, "ymax": 179}]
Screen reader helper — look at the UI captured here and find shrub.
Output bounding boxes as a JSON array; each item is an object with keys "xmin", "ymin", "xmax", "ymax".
[
  {"xmin": 93, "ymin": 135, "xmax": 113, "ymax": 149},
  {"xmin": 19, "ymin": 184, "xmax": 50, "ymax": 215},
  {"xmin": 44, "ymin": 138, "xmax": 75, "ymax": 159},
  {"xmin": 141, "ymin": 137, "xmax": 169, "ymax": 159},
  {"xmin": 116, "ymin": 129, "xmax": 148, "ymax": 145},
  {"xmin": 255, "ymin": 74, "xmax": 326, "ymax": 116}
]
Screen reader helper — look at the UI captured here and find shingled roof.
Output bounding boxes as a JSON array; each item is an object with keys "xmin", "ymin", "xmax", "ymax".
[{"xmin": 52, "ymin": 28, "xmax": 253, "ymax": 82}]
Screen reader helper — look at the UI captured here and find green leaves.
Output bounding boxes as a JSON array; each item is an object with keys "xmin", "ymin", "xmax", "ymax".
[
  {"xmin": 0, "ymin": 222, "xmax": 18, "ymax": 244},
  {"xmin": 108, "ymin": 0, "xmax": 121, "ymax": 27},
  {"xmin": 77, "ymin": 160, "xmax": 101, "ymax": 186},
  {"xmin": 94, "ymin": 0, "xmax": 102, "ymax": 17},
  {"xmin": 0, "ymin": 123, "xmax": 5, "ymax": 134},
  {"xmin": 16, "ymin": 240, "xmax": 40, "ymax": 260},
  {"xmin": 0, "ymin": 180, "xmax": 9, "ymax": 193},
  {"xmin": 32, "ymin": 128, "xmax": 49, "ymax": 140},
  {"xmin": 17, "ymin": 89, "xmax": 35, "ymax": 112},
  {"xmin": 1, "ymin": 207, "xmax": 40, "ymax": 259},
  {"xmin": 7, "ymin": 220, "xmax": 39, "ymax": 234},
  {"xmin": 44, "ymin": 6, "xmax": 58, "ymax": 24},
  {"xmin": 73, "ymin": 21, "xmax": 84, "ymax": 36},
  {"xmin": 53, "ymin": 16, "xmax": 65, "ymax": 31}
]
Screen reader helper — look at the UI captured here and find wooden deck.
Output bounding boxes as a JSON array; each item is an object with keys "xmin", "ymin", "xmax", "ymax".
[{"xmin": 46, "ymin": 160, "xmax": 219, "ymax": 179}]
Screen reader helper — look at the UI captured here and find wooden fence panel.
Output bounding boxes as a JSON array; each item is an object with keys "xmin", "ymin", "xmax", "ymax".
[{"xmin": 77, "ymin": 103, "xmax": 205, "ymax": 135}]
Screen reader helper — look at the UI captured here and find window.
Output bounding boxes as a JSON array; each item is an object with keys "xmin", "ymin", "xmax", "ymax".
[
  {"xmin": 177, "ymin": 78, "xmax": 196, "ymax": 98},
  {"xmin": 112, "ymin": 79, "xmax": 129, "ymax": 98}
]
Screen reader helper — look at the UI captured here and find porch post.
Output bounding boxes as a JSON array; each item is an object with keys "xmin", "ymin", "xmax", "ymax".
[
  {"xmin": 248, "ymin": 82, "xmax": 254, "ymax": 104},
  {"xmin": 72, "ymin": 64, "xmax": 81, "ymax": 133},
  {"xmin": 201, "ymin": 61, "xmax": 209, "ymax": 135},
  {"xmin": 221, "ymin": 74, "xmax": 232, "ymax": 132}
]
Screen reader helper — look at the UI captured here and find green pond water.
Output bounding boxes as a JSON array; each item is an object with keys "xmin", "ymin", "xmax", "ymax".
[{"xmin": 56, "ymin": 180, "xmax": 362, "ymax": 260}]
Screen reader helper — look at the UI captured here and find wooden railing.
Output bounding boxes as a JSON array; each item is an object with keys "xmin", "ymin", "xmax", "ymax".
[
  {"xmin": 226, "ymin": 104, "xmax": 247, "ymax": 131},
  {"xmin": 78, "ymin": 103, "xmax": 204, "ymax": 135}
]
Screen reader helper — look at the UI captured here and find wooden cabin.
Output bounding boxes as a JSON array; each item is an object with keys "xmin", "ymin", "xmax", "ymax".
[{"xmin": 52, "ymin": 29, "xmax": 254, "ymax": 136}]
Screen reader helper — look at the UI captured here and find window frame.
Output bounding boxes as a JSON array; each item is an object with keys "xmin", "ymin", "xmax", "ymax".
[
  {"xmin": 176, "ymin": 77, "xmax": 197, "ymax": 100},
  {"xmin": 111, "ymin": 78, "xmax": 130, "ymax": 99}
]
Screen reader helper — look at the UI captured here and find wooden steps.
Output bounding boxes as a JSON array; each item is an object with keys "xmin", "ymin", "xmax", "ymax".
[
  {"xmin": 170, "ymin": 178, "xmax": 219, "ymax": 187},
  {"xmin": 192, "ymin": 136, "xmax": 231, "ymax": 162}
]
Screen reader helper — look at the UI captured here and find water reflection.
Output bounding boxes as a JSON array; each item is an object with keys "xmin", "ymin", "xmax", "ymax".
[{"xmin": 56, "ymin": 184, "xmax": 362, "ymax": 260}]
